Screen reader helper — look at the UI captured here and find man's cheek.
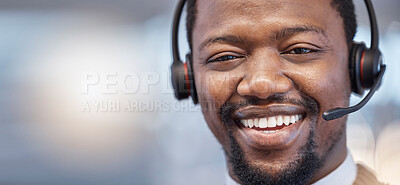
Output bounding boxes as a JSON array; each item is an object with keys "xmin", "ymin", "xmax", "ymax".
[
  {"xmin": 297, "ymin": 65, "xmax": 348, "ymax": 108},
  {"xmin": 196, "ymin": 73, "xmax": 233, "ymax": 146},
  {"xmin": 297, "ymin": 76, "xmax": 321, "ymax": 95},
  {"xmin": 288, "ymin": 69, "xmax": 326, "ymax": 102},
  {"xmin": 318, "ymin": 70, "xmax": 350, "ymax": 107},
  {"xmin": 196, "ymin": 71, "xmax": 238, "ymax": 105},
  {"xmin": 205, "ymin": 74, "xmax": 230, "ymax": 100}
]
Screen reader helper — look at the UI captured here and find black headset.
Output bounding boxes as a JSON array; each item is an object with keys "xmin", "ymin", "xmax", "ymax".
[{"xmin": 170, "ymin": 0, "xmax": 386, "ymax": 121}]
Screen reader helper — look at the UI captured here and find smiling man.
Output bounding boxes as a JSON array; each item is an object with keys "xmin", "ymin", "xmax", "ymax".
[{"xmin": 172, "ymin": 0, "xmax": 385, "ymax": 184}]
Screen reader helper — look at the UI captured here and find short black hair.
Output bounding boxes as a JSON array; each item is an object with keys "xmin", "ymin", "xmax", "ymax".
[{"xmin": 186, "ymin": 0, "xmax": 357, "ymax": 51}]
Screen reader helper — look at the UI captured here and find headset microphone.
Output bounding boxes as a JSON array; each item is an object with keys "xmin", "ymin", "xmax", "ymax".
[
  {"xmin": 322, "ymin": 65, "xmax": 385, "ymax": 121},
  {"xmin": 322, "ymin": 0, "xmax": 386, "ymax": 121}
]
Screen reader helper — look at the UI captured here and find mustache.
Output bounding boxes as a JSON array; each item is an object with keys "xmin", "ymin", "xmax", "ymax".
[{"xmin": 219, "ymin": 93, "xmax": 320, "ymax": 124}]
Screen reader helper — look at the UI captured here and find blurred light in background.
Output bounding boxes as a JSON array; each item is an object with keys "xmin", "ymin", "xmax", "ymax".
[{"xmin": 0, "ymin": 0, "xmax": 398, "ymax": 184}]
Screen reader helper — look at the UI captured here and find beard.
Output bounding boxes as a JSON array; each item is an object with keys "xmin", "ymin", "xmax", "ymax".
[
  {"xmin": 219, "ymin": 93, "xmax": 323, "ymax": 185},
  {"xmin": 227, "ymin": 127, "xmax": 321, "ymax": 185}
]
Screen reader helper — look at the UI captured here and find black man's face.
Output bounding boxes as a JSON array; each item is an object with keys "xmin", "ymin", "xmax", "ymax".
[{"xmin": 191, "ymin": 0, "xmax": 351, "ymax": 184}]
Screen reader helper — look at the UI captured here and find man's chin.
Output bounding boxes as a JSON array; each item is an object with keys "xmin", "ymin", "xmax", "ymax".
[{"xmin": 226, "ymin": 127, "xmax": 322, "ymax": 185}]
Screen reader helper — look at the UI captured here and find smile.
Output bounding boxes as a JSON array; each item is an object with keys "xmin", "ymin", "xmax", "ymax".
[
  {"xmin": 232, "ymin": 104, "xmax": 308, "ymax": 149},
  {"xmin": 240, "ymin": 114, "xmax": 303, "ymax": 133}
]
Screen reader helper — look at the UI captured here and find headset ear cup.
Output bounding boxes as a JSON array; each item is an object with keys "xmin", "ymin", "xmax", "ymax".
[
  {"xmin": 186, "ymin": 54, "xmax": 198, "ymax": 104},
  {"xmin": 171, "ymin": 61, "xmax": 190, "ymax": 100},
  {"xmin": 361, "ymin": 48, "xmax": 383, "ymax": 89},
  {"xmin": 349, "ymin": 42, "xmax": 366, "ymax": 95}
]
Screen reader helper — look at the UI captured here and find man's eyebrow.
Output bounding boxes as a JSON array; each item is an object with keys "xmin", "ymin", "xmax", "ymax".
[
  {"xmin": 199, "ymin": 35, "xmax": 246, "ymax": 51},
  {"xmin": 273, "ymin": 25, "xmax": 327, "ymax": 41},
  {"xmin": 199, "ymin": 25, "xmax": 327, "ymax": 51}
]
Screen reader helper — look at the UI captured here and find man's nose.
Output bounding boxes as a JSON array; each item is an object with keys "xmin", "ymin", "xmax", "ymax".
[{"xmin": 237, "ymin": 52, "xmax": 293, "ymax": 99}]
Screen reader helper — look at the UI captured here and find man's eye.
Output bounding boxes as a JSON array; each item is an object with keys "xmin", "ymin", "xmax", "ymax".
[
  {"xmin": 286, "ymin": 48, "xmax": 315, "ymax": 54},
  {"xmin": 208, "ymin": 55, "xmax": 239, "ymax": 63}
]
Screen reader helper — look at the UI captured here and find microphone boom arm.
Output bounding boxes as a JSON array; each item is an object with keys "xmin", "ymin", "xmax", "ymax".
[{"xmin": 322, "ymin": 65, "xmax": 386, "ymax": 121}]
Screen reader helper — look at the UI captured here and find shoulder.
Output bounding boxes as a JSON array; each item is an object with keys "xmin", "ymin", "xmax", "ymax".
[{"xmin": 353, "ymin": 163, "xmax": 389, "ymax": 185}]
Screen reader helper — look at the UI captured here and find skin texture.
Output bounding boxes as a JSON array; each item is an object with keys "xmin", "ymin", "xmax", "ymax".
[{"xmin": 191, "ymin": 0, "xmax": 351, "ymax": 184}]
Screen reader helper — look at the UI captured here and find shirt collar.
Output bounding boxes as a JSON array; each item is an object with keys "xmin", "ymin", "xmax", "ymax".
[
  {"xmin": 226, "ymin": 151, "xmax": 357, "ymax": 185},
  {"xmin": 312, "ymin": 151, "xmax": 357, "ymax": 185}
]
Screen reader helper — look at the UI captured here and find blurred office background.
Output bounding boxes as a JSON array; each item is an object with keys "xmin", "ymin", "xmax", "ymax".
[{"xmin": 0, "ymin": 0, "xmax": 399, "ymax": 184}]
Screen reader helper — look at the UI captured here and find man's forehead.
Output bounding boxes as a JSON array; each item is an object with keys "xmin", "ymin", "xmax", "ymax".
[
  {"xmin": 193, "ymin": 0, "xmax": 339, "ymax": 48},
  {"xmin": 197, "ymin": 0, "xmax": 285, "ymax": 17},
  {"xmin": 196, "ymin": 0, "xmax": 333, "ymax": 23}
]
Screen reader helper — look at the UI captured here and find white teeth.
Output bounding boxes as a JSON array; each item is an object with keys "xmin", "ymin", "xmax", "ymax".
[
  {"xmin": 262, "ymin": 130, "xmax": 276, "ymax": 134},
  {"xmin": 290, "ymin": 116, "xmax": 296, "ymax": 124},
  {"xmin": 241, "ymin": 119, "xmax": 248, "ymax": 127},
  {"xmin": 267, "ymin": 117, "xmax": 276, "ymax": 128},
  {"xmin": 254, "ymin": 118, "xmax": 259, "ymax": 127},
  {"xmin": 283, "ymin": 116, "xmax": 290, "ymax": 126},
  {"xmin": 259, "ymin": 118, "xmax": 268, "ymax": 128},
  {"xmin": 276, "ymin": 116, "xmax": 283, "ymax": 126},
  {"xmin": 248, "ymin": 119, "xmax": 254, "ymax": 128},
  {"xmin": 240, "ymin": 114, "xmax": 303, "ymax": 129}
]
